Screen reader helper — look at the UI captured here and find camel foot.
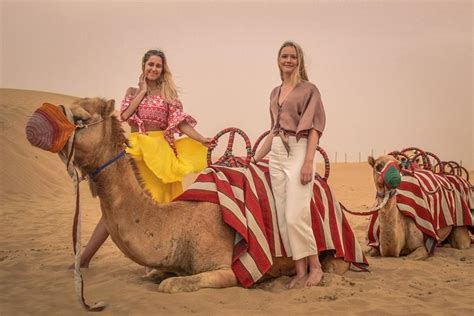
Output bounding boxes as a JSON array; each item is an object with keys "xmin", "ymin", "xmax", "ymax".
[
  {"xmin": 365, "ymin": 247, "xmax": 380, "ymax": 257},
  {"xmin": 321, "ymin": 256, "xmax": 350, "ymax": 275},
  {"xmin": 304, "ymin": 268, "xmax": 323, "ymax": 288},
  {"xmin": 141, "ymin": 269, "xmax": 176, "ymax": 283},
  {"xmin": 407, "ymin": 246, "xmax": 428, "ymax": 260},
  {"xmin": 286, "ymin": 274, "xmax": 306, "ymax": 289},
  {"xmin": 448, "ymin": 226, "xmax": 471, "ymax": 250},
  {"xmin": 157, "ymin": 267, "xmax": 237, "ymax": 293}
]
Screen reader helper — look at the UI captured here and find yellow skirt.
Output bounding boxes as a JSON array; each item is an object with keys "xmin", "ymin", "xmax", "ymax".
[{"xmin": 126, "ymin": 131, "xmax": 207, "ymax": 203}]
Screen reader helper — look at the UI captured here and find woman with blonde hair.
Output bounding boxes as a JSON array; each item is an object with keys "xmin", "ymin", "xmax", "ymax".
[
  {"xmin": 120, "ymin": 49, "xmax": 212, "ymax": 202},
  {"xmin": 255, "ymin": 41, "xmax": 326, "ymax": 288},
  {"xmin": 74, "ymin": 49, "xmax": 212, "ymax": 268}
]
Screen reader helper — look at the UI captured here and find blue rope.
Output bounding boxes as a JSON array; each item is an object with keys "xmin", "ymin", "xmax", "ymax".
[{"xmin": 89, "ymin": 151, "xmax": 126, "ymax": 179}]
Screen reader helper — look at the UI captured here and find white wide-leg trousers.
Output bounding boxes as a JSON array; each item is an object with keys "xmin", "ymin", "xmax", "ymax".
[{"xmin": 269, "ymin": 136, "xmax": 317, "ymax": 260}]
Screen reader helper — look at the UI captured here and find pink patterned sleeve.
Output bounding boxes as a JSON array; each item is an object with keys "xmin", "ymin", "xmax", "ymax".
[
  {"xmin": 164, "ymin": 98, "xmax": 198, "ymax": 154},
  {"xmin": 120, "ymin": 95, "xmax": 134, "ymax": 121},
  {"xmin": 120, "ymin": 95, "xmax": 145, "ymax": 132}
]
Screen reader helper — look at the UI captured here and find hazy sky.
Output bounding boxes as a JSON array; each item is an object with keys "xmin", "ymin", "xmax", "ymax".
[{"xmin": 1, "ymin": 0, "xmax": 473, "ymax": 168}]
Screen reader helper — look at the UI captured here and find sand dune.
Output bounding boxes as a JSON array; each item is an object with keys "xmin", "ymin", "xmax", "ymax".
[{"xmin": 1, "ymin": 89, "xmax": 473, "ymax": 315}]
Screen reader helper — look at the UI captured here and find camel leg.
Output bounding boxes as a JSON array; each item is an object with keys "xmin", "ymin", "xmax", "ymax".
[
  {"xmin": 365, "ymin": 247, "xmax": 380, "ymax": 257},
  {"xmin": 321, "ymin": 256, "xmax": 350, "ymax": 275},
  {"xmin": 157, "ymin": 266, "xmax": 237, "ymax": 293},
  {"xmin": 448, "ymin": 226, "xmax": 472, "ymax": 250},
  {"xmin": 141, "ymin": 270, "xmax": 177, "ymax": 283},
  {"xmin": 407, "ymin": 246, "xmax": 428, "ymax": 260},
  {"xmin": 437, "ymin": 226, "xmax": 452, "ymax": 242}
]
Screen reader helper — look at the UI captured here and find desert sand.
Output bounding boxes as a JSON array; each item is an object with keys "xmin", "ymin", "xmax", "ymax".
[{"xmin": 1, "ymin": 88, "xmax": 473, "ymax": 315}]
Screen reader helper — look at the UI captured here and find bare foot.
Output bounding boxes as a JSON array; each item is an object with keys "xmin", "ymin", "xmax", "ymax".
[
  {"xmin": 304, "ymin": 268, "xmax": 323, "ymax": 287},
  {"xmin": 286, "ymin": 274, "xmax": 306, "ymax": 289}
]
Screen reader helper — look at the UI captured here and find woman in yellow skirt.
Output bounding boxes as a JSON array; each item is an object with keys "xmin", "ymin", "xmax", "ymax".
[
  {"xmin": 121, "ymin": 49, "xmax": 212, "ymax": 202},
  {"xmin": 74, "ymin": 49, "xmax": 212, "ymax": 268}
]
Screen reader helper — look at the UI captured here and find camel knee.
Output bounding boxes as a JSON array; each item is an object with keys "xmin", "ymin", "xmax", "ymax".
[
  {"xmin": 157, "ymin": 267, "xmax": 237, "ymax": 293},
  {"xmin": 365, "ymin": 247, "xmax": 380, "ymax": 257},
  {"xmin": 449, "ymin": 226, "xmax": 472, "ymax": 250},
  {"xmin": 320, "ymin": 255, "xmax": 350, "ymax": 275},
  {"xmin": 141, "ymin": 269, "xmax": 176, "ymax": 283},
  {"xmin": 262, "ymin": 256, "xmax": 295, "ymax": 279},
  {"xmin": 437, "ymin": 226, "xmax": 452, "ymax": 241},
  {"xmin": 379, "ymin": 242, "xmax": 402, "ymax": 257},
  {"xmin": 407, "ymin": 246, "xmax": 429, "ymax": 260}
]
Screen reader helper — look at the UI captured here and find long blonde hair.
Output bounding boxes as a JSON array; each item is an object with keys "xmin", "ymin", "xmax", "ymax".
[
  {"xmin": 142, "ymin": 49, "xmax": 178, "ymax": 101},
  {"xmin": 277, "ymin": 41, "xmax": 308, "ymax": 86}
]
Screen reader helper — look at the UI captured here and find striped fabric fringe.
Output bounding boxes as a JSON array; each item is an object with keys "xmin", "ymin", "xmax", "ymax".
[
  {"xmin": 175, "ymin": 159, "xmax": 368, "ymax": 287},
  {"xmin": 367, "ymin": 169, "xmax": 474, "ymax": 254}
]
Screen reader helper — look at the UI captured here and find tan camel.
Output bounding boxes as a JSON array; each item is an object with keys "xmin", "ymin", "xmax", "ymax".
[
  {"xmin": 54, "ymin": 97, "xmax": 348, "ymax": 293},
  {"xmin": 366, "ymin": 155, "xmax": 472, "ymax": 259}
]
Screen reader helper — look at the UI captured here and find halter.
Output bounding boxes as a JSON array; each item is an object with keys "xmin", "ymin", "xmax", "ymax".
[{"xmin": 59, "ymin": 104, "xmax": 106, "ymax": 168}]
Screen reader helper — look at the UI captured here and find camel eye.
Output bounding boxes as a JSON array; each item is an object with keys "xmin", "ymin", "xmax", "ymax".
[
  {"xmin": 74, "ymin": 116, "xmax": 89, "ymax": 123},
  {"xmin": 73, "ymin": 117, "xmax": 90, "ymax": 128},
  {"xmin": 375, "ymin": 163, "xmax": 384, "ymax": 172}
]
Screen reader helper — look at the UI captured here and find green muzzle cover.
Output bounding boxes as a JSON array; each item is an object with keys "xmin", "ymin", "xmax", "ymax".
[{"xmin": 381, "ymin": 162, "xmax": 401, "ymax": 189}]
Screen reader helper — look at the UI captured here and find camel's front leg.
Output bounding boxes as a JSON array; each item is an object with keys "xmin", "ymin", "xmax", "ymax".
[
  {"xmin": 406, "ymin": 246, "xmax": 428, "ymax": 260},
  {"xmin": 448, "ymin": 226, "xmax": 471, "ymax": 250},
  {"xmin": 141, "ymin": 269, "xmax": 177, "ymax": 283},
  {"xmin": 365, "ymin": 247, "xmax": 380, "ymax": 257},
  {"xmin": 321, "ymin": 256, "xmax": 350, "ymax": 275},
  {"xmin": 157, "ymin": 266, "xmax": 237, "ymax": 293}
]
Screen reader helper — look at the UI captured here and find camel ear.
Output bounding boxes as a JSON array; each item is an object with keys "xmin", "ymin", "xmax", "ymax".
[
  {"xmin": 368, "ymin": 156, "xmax": 375, "ymax": 167},
  {"xmin": 103, "ymin": 99, "xmax": 115, "ymax": 117},
  {"xmin": 71, "ymin": 103, "xmax": 92, "ymax": 120}
]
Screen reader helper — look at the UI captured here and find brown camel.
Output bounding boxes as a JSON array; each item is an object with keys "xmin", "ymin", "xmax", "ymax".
[
  {"xmin": 366, "ymin": 155, "xmax": 472, "ymax": 259},
  {"xmin": 50, "ymin": 97, "xmax": 348, "ymax": 293}
]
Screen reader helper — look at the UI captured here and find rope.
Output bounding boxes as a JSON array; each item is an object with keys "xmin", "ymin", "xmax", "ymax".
[
  {"xmin": 86, "ymin": 151, "xmax": 127, "ymax": 180},
  {"xmin": 58, "ymin": 105, "xmax": 106, "ymax": 312},
  {"xmin": 340, "ymin": 190, "xmax": 395, "ymax": 216}
]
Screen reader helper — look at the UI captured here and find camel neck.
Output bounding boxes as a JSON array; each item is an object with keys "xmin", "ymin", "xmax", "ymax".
[
  {"xmin": 378, "ymin": 196, "xmax": 406, "ymax": 256},
  {"xmin": 90, "ymin": 154, "xmax": 167, "ymax": 266}
]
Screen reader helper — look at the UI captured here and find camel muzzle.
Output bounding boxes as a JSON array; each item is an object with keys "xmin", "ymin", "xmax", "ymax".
[
  {"xmin": 25, "ymin": 103, "xmax": 76, "ymax": 153},
  {"xmin": 378, "ymin": 161, "xmax": 401, "ymax": 189}
]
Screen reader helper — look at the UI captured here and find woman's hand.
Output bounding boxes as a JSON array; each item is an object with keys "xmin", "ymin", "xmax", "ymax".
[
  {"xmin": 300, "ymin": 160, "xmax": 313, "ymax": 185},
  {"xmin": 178, "ymin": 122, "xmax": 216, "ymax": 148},
  {"xmin": 138, "ymin": 72, "xmax": 148, "ymax": 94},
  {"xmin": 200, "ymin": 137, "xmax": 217, "ymax": 149}
]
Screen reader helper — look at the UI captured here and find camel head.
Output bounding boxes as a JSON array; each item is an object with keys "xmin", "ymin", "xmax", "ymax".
[
  {"xmin": 26, "ymin": 98, "xmax": 127, "ymax": 196},
  {"xmin": 368, "ymin": 155, "xmax": 402, "ymax": 195},
  {"xmin": 64, "ymin": 98, "xmax": 127, "ymax": 170}
]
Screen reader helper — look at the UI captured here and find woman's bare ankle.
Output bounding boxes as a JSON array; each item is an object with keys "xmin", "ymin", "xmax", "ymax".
[{"xmin": 304, "ymin": 267, "xmax": 323, "ymax": 287}]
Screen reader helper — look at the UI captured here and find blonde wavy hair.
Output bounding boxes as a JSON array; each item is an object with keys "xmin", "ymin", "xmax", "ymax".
[
  {"xmin": 277, "ymin": 41, "xmax": 308, "ymax": 86},
  {"xmin": 142, "ymin": 49, "xmax": 178, "ymax": 101}
]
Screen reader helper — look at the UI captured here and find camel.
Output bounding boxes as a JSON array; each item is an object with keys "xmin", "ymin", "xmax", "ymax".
[
  {"xmin": 366, "ymin": 155, "xmax": 472, "ymax": 259},
  {"xmin": 41, "ymin": 97, "xmax": 349, "ymax": 293}
]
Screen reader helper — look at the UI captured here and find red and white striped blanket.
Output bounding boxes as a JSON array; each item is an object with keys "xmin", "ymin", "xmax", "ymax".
[
  {"xmin": 175, "ymin": 160, "xmax": 368, "ymax": 288},
  {"xmin": 367, "ymin": 169, "xmax": 474, "ymax": 254}
]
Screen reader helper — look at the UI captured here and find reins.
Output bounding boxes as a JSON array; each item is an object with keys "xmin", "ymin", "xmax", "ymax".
[
  {"xmin": 340, "ymin": 190, "xmax": 396, "ymax": 216},
  {"xmin": 59, "ymin": 107, "xmax": 111, "ymax": 312}
]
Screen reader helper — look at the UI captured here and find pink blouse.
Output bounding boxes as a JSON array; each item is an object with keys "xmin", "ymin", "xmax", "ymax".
[
  {"xmin": 269, "ymin": 81, "xmax": 326, "ymax": 154},
  {"xmin": 120, "ymin": 94, "xmax": 197, "ymax": 154}
]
